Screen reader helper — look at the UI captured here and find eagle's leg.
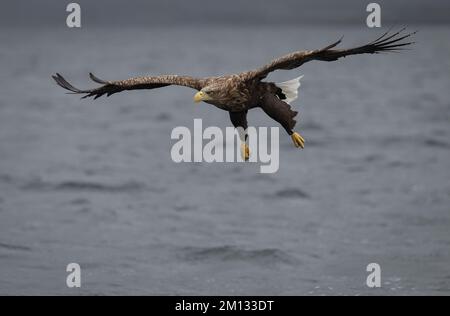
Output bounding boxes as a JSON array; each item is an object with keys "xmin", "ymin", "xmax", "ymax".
[
  {"xmin": 240, "ymin": 139, "xmax": 250, "ymax": 161},
  {"xmin": 229, "ymin": 110, "xmax": 250, "ymax": 161}
]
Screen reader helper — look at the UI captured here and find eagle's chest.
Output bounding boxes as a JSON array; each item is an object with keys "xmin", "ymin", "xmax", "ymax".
[{"xmin": 207, "ymin": 79, "xmax": 253, "ymax": 112}]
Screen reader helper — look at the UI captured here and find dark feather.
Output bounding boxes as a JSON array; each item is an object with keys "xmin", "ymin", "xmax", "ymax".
[
  {"xmin": 89, "ymin": 73, "xmax": 108, "ymax": 84},
  {"xmin": 259, "ymin": 93, "xmax": 298, "ymax": 134},
  {"xmin": 52, "ymin": 73, "xmax": 204, "ymax": 100},
  {"xmin": 250, "ymin": 28, "xmax": 416, "ymax": 80}
]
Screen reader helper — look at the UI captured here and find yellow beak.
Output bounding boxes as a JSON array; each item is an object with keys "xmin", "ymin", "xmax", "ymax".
[
  {"xmin": 194, "ymin": 92, "xmax": 204, "ymax": 103},
  {"xmin": 194, "ymin": 91, "xmax": 212, "ymax": 103}
]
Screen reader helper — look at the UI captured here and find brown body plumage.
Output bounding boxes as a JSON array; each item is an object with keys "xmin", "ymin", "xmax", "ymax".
[{"xmin": 53, "ymin": 29, "xmax": 415, "ymax": 156}]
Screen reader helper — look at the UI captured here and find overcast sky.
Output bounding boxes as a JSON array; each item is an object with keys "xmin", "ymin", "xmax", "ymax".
[{"xmin": 1, "ymin": 0, "xmax": 449, "ymax": 27}]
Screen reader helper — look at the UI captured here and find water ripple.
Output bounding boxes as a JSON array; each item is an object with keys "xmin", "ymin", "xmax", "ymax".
[
  {"xmin": 0, "ymin": 242, "xmax": 32, "ymax": 252},
  {"xmin": 21, "ymin": 178, "xmax": 148, "ymax": 193},
  {"xmin": 273, "ymin": 188, "xmax": 311, "ymax": 199},
  {"xmin": 179, "ymin": 245, "xmax": 299, "ymax": 266}
]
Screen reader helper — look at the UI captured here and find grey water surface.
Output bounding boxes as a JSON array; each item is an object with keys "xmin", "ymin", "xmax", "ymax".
[{"xmin": 0, "ymin": 25, "xmax": 449, "ymax": 295}]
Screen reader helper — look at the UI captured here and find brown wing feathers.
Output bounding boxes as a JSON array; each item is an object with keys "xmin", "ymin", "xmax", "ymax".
[
  {"xmin": 314, "ymin": 27, "xmax": 416, "ymax": 61},
  {"xmin": 52, "ymin": 73, "xmax": 204, "ymax": 99},
  {"xmin": 252, "ymin": 28, "xmax": 416, "ymax": 79}
]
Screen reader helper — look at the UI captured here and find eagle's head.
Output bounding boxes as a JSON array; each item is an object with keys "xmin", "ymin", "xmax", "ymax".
[{"xmin": 194, "ymin": 85, "xmax": 221, "ymax": 103}]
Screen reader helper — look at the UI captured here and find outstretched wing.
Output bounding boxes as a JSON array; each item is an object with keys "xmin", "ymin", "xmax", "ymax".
[
  {"xmin": 250, "ymin": 28, "xmax": 416, "ymax": 80},
  {"xmin": 52, "ymin": 73, "xmax": 206, "ymax": 99}
]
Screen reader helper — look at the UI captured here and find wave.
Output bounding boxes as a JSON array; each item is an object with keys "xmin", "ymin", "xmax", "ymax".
[
  {"xmin": 154, "ymin": 112, "xmax": 172, "ymax": 122},
  {"xmin": 21, "ymin": 178, "xmax": 147, "ymax": 193},
  {"xmin": 424, "ymin": 138, "xmax": 450, "ymax": 150},
  {"xmin": 273, "ymin": 188, "xmax": 310, "ymax": 199},
  {"xmin": 0, "ymin": 173, "xmax": 14, "ymax": 184},
  {"xmin": 381, "ymin": 136, "xmax": 450, "ymax": 150},
  {"xmin": 179, "ymin": 245, "xmax": 299, "ymax": 266},
  {"xmin": 0, "ymin": 242, "xmax": 32, "ymax": 252}
]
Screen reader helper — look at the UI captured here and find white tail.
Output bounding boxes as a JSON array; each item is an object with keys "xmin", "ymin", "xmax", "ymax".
[{"xmin": 275, "ymin": 75, "xmax": 303, "ymax": 104}]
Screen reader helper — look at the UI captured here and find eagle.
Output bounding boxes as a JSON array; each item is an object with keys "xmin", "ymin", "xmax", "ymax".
[{"xmin": 53, "ymin": 29, "xmax": 415, "ymax": 160}]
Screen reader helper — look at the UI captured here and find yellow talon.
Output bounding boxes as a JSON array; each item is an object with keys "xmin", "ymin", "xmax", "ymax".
[
  {"xmin": 240, "ymin": 143, "xmax": 250, "ymax": 161},
  {"xmin": 291, "ymin": 132, "xmax": 305, "ymax": 149}
]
